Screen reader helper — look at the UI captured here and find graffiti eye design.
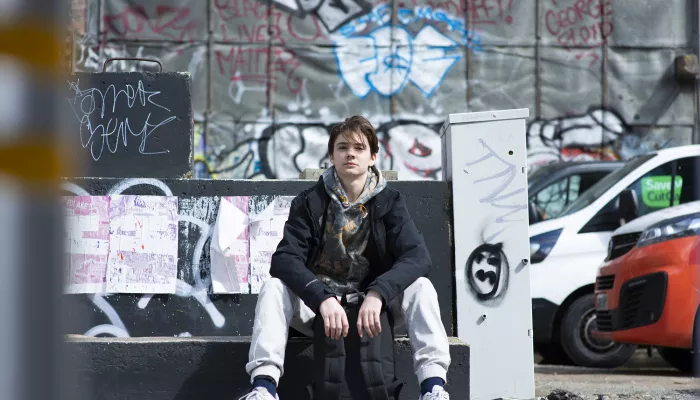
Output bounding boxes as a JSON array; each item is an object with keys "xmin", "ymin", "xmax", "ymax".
[{"xmin": 408, "ymin": 138, "xmax": 433, "ymax": 157}]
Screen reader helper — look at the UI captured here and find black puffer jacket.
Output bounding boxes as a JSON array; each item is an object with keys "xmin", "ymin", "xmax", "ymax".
[{"xmin": 270, "ymin": 177, "xmax": 432, "ymax": 311}]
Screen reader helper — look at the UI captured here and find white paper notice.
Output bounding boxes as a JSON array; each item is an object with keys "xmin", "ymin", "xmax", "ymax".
[
  {"xmin": 210, "ymin": 196, "xmax": 250, "ymax": 294},
  {"xmin": 106, "ymin": 195, "xmax": 179, "ymax": 294},
  {"xmin": 63, "ymin": 196, "xmax": 110, "ymax": 293},
  {"xmin": 249, "ymin": 196, "xmax": 294, "ymax": 293}
]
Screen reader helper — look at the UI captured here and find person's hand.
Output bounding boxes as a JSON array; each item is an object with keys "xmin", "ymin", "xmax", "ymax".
[
  {"xmin": 357, "ymin": 290, "xmax": 383, "ymax": 338},
  {"xmin": 319, "ymin": 297, "xmax": 349, "ymax": 339}
]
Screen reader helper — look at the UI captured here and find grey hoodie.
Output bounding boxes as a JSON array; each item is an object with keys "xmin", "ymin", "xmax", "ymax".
[{"xmin": 314, "ymin": 165, "xmax": 387, "ymax": 294}]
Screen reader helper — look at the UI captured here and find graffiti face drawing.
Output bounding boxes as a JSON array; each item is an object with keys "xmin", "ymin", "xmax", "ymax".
[
  {"xmin": 382, "ymin": 123, "xmax": 442, "ymax": 180},
  {"xmin": 465, "ymin": 243, "xmax": 509, "ymax": 306}
]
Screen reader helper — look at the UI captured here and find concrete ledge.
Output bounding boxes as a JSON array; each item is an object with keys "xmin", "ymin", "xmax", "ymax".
[
  {"xmin": 64, "ymin": 336, "xmax": 469, "ymax": 400},
  {"xmin": 299, "ymin": 168, "xmax": 399, "ymax": 180}
]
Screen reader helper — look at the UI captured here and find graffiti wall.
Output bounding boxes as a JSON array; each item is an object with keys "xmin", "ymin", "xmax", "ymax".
[{"xmin": 70, "ymin": 0, "xmax": 698, "ymax": 178}]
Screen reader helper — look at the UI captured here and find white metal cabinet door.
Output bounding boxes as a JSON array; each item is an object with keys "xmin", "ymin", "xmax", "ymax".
[{"xmin": 442, "ymin": 110, "xmax": 534, "ymax": 400}]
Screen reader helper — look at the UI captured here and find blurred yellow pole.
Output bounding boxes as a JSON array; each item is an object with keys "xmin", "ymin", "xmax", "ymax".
[{"xmin": 0, "ymin": 1, "xmax": 76, "ymax": 400}]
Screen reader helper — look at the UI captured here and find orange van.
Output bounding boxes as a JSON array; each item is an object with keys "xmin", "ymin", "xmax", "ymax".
[{"xmin": 593, "ymin": 200, "xmax": 699, "ymax": 374}]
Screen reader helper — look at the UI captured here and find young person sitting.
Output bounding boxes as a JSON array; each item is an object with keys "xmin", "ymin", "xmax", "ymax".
[{"xmin": 240, "ymin": 116, "xmax": 451, "ymax": 400}]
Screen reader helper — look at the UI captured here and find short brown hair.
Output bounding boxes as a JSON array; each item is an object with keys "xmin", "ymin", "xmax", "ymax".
[{"xmin": 328, "ymin": 116, "xmax": 379, "ymax": 156}]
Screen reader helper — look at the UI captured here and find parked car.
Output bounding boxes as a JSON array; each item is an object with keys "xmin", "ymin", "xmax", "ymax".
[
  {"xmin": 529, "ymin": 145, "xmax": 700, "ymax": 368},
  {"xmin": 592, "ymin": 201, "xmax": 700, "ymax": 374},
  {"xmin": 528, "ymin": 161, "xmax": 623, "ymax": 224}
]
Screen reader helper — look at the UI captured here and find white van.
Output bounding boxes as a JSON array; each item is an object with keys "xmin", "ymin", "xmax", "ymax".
[{"xmin": 529, "ymin": 144, "xmax": 700, "ymax": 368}]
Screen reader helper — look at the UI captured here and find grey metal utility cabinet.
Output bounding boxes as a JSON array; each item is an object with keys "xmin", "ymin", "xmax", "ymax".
[{"xmin": 440, "ymin": 109, "xmax": 535, "ymax": 400}]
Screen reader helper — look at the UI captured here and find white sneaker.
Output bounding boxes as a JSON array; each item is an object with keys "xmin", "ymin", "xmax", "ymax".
[
  {"xmin": 419, "ymin": 385, "xmax": 450, "ymax": 400},
  {"xmin": 238, "ymin": 387, "xmax": 279, "ymax": 400}
]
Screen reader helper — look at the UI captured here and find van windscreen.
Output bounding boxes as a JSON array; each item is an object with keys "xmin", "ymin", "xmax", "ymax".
[{"xmin": 560, "ymin": 154, "xmax": 656, "ymax": 216}]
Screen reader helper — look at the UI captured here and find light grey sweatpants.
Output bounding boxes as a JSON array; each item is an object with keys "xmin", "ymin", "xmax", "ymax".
[{"xmin": 245, "ymin": 277, "xmax": 451, "ymax": 385}]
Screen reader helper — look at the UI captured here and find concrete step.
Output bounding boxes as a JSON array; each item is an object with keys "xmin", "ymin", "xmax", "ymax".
[{"xmin": 64, "ymin": 335, "xmax": 469, "ymax": 400}]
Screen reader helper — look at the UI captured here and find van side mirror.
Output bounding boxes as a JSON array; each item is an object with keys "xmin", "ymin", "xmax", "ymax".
[
  {"xmin": 528, "ymin": 202, "xmax": 540, "ymax": 224},
  {"xmin": 617, "ymin": 189, "xmax": 639, "ymax": 224}
]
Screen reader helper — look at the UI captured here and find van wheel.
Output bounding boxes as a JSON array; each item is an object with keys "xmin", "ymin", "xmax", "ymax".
[
  {"xmin": 536, "ymin": 343, "xmax": 574, "ymax": 365},
  {"xmin": 559, "ymin": 293, "xmax": 637, "ymax": 368},
  {"xmin": 658, "ymin": 347, "xmax": 693, "ymax": 373}
]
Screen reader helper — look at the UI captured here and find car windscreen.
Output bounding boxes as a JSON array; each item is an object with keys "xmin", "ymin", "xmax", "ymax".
[
  {"xmin": 560, "ymin": 154, "xmax": 656, "ymax": 216},
  {"xmin": 528, "ymin": 165, "xmax": 558, "ymax": 189}
]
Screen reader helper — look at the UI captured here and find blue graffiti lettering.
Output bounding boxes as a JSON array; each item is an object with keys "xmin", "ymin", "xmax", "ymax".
[
  {"xmin": 337, "ymin": 6, "xmax": 481, "ymax": 50},
  {"xmin": 334, "ymin": 25, "xmax": 462, "ymax": 98},
  {"xmin": 333, "ymin": 5, "xmax": 481, "ymax": 99}
]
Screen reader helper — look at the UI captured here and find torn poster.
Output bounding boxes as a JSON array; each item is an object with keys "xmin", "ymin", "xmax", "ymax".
[
  {"xmin": 249, "ymin": 195, "xmax": 294, "ymax": 293},
  {"xmin": 210, "ymin": 196, "xmax": 250, "ymax": 294},
  {"xmin": 63, "ymin": 196, "xmax": 110, "ymax": 294},
  {"xmin": 106, "ymin": 195, "xmax": 179, "ymax": 293}
]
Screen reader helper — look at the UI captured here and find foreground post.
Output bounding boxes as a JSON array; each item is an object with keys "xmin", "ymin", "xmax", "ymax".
[
  {"xmin": 440, "ymin": 109, "xmax": 535, "ymax": 400},
  {"xmin": 0, "ymin": 2, "xmax": 75, "ymax": 400}
]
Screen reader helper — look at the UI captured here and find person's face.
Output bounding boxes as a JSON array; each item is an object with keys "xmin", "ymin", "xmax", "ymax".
[{"xmin": 330, "ymin": 132, "xmax": 376, "ymax": 180}]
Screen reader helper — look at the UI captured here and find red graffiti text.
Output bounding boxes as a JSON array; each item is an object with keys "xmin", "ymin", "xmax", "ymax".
[
  {"xmin": 545, "ymin": 0, "xmax": 614, "ymax": 48},
  {"xmin": 465, "ymin": 0, "xmax": 514, "ymax": 24},
  {"xmin": 214, "ymin": 0, "xmax": 327, "ymax": 44},
  {"xmin": 103, "ymin": 5, "xmax": 201, "ymax": 41},
  {"xmin": 215, "ymin": 47, "xmax": 304, "ymax": 95}
]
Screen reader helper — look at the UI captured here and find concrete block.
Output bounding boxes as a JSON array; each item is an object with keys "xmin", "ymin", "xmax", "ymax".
[
  {"xmin": 64, "ymin": 336, "xmax": 469, "ymax": 400},
  {"xmin": 299, "ymin": 168, "xmax": 399, "ymax": 180}
]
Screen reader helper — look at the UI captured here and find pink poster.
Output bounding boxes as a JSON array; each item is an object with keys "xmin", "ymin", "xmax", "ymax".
[{"xmin": 63, "ymin": 196, "xmax": 111, "ymax": 293}]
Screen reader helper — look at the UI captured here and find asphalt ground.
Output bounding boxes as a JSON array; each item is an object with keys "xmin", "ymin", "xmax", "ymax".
[{"xmin": 535, "ymin": 350, "xmax": 699, "ymax": 400}]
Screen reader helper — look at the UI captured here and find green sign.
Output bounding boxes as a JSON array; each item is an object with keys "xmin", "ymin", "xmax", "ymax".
[{"xmin": 641, "ymin": 175, "xmax": 683, "ymax": 208}]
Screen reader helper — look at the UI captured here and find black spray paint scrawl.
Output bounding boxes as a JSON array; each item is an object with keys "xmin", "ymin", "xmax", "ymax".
[{"xmin": 465, "ymin": 243, "xmax": 509, "ymax": 307}]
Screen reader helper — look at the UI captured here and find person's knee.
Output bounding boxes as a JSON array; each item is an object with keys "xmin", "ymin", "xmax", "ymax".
[
  {"xmin": 260, "ymin": 277, "xmax": 286, "ymax": 294},
  {"xmin": 411, "ymin": 277, "xmax": 436, "ymax": 295},
  {"xmin": 405, "ymin": 277, "xmax": 440, "ymax": 303}
]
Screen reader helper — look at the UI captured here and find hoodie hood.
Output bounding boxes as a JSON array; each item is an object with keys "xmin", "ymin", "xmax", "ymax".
[{"xmin": 322, "ymin": 165, "xmax": 386, "ymax": 210}]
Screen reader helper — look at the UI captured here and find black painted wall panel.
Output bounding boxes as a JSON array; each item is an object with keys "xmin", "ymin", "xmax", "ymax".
[
  {"xmin": 63, "ymin": 178, "xmax": 454, "ymax": 337},
  {"xmin": 66, "ymin": 72, "xmax": 193, "ymax": 178}
]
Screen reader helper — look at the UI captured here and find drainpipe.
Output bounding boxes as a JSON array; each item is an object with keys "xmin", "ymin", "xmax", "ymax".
[
  {"xmin": 679, "ymin": 1, "xmax": 700, "ymax": 144},
  {"xmin": 696, "ymin": 0, "xmax": 700, "ymax": 144}
]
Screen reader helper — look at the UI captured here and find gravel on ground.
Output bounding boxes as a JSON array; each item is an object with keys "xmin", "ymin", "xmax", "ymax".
[{"xmin": 535, "ymin": 350, "xmax": 699, "ymax": 400}]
